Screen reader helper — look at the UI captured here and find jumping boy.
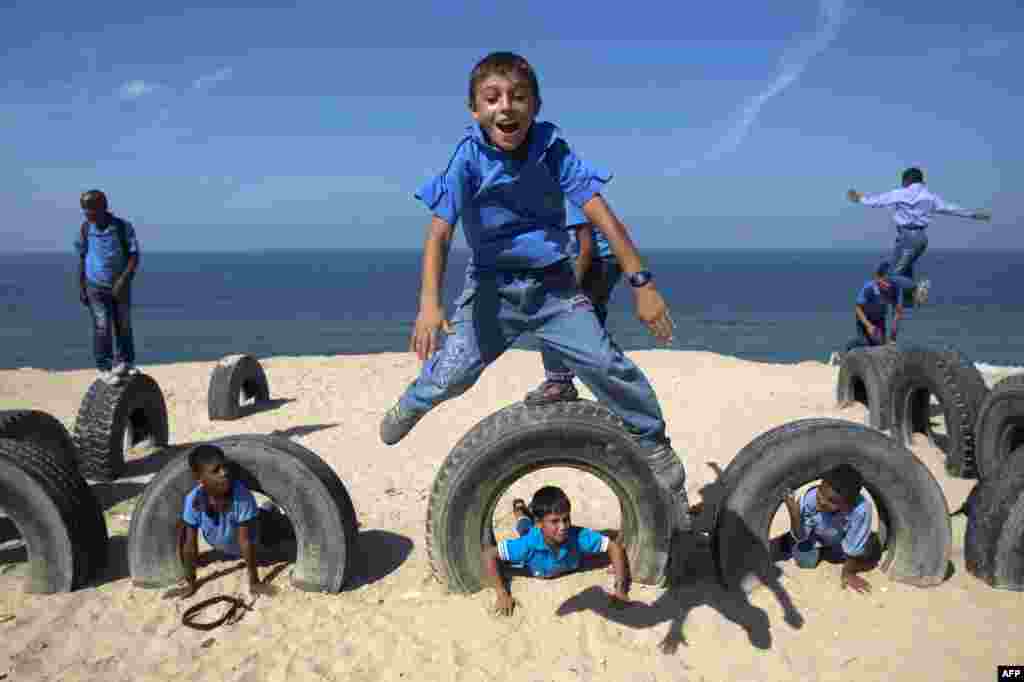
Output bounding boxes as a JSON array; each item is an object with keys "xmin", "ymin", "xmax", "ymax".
[
  {"xmin": 524, "ymin": 204, "xmax": 623, "ymax": 405},
  {"xmin": 75, "ymin": 189, "xmax": 140, "ymax": 385},
  {"xmin": 379, "ymin": 52, "xmax": 689, "ymax": 528},
  {"xmin": 176, "ymin": 444, "xmax": 282, "ymax": 598},
  {"xmin": 847, "ymin": 167, "xmax": 992, "ymax": 307},
  {"xmin": 483, "ymin": 486, "xmax": 631, "ymax": 616},
  {"xmin": 779, "ymin": 464, "xmax": 879, "ymax": 594},
  {"xmin": 845, "ymin": 261, "xmax": 903, "ymax": 351}
]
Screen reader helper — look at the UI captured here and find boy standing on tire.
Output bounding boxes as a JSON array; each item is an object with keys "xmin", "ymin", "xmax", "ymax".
[
  {"xmin": 483, "ymin": 487, "xmax": 631, "ymax": 616},
  {"xmin": 524, "ymin": 204, "xmax": 624, "ymax": 405},
  {"xmin": 845, "ymin": 261, "xmax": 903, "ymax": 351},
  {"xmin": 379, "ymin": 52, "xmax": 689, "ymax": 529},
  {"xmin": 75, "ymin": 190, "xmax": 140, "ymax": 385},
  {"xmin": 847, "ymin": 167, "xmax": 992, "ymax": 308}
]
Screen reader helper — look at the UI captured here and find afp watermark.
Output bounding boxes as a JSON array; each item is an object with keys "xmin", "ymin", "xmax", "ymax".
[{"xmin": 999, "ymin": 666, "xmax": 1024, "ymax": 680}]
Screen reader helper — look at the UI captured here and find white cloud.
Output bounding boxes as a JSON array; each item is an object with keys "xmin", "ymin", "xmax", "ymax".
[
  {"xmin": 118, "ymin": 79, "xmax": 158, "ymax": 100},
  {"xmin": 192, "ymin": 67, "xmax": 234, "ymax": 91}
]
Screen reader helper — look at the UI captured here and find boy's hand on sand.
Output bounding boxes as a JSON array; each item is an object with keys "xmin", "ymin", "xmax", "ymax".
[
  {"xmin": 633, "ymin": 286, "xmax": 674, "ymax": 344},
  {"xmin": 608, "ymin": 589, "xmax": 630, "ymax": 609},
  {"xmin": 411, "ymin": 303, "xmax": 451, "ymax": 362},
  {"xmin": 841, "ymin": 572, "xmax": 872, "ymax": 594},
  {"xmin": 493, "ymin": 591, "xmax": 516, "ymax": 617},
  {"xmin": 847, "ymin": 189, "xmax": 862, "ymax": 203},
  {"xmin": 248, "ymin": 581, "xmax": 277, "ymax": 598}
]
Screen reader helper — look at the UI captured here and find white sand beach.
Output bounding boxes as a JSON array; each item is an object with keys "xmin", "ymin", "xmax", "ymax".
[{"xmin": 0, "ymin": 350, "xmax": 1021, "ymax": 682}]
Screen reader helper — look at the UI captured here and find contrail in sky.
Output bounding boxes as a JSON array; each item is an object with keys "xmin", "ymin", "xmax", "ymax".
[{"xmin": 700, "ymin": 0, "xmax": 847, "ymax": 164}]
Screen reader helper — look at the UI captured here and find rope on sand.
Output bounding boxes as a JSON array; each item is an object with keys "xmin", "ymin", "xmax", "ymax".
[{"xmin": 181, "ymin": 595, "xmax": 252, "ymax": 631}]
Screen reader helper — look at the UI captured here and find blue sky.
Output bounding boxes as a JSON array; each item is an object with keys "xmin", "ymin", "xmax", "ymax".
[{"xmin": 2, "ymin": 0, "xmax": 1020, "ymax": 251}]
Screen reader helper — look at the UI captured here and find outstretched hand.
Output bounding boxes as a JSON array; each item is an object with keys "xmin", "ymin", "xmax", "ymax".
[
  {"xmin": 633, "ymin": 286, "xmax": 674, "ymax": 345},
  {"xmin": 410, "ymin": 303, "xmax": 451, "ymax": 362},
  {"xmin": 847, "ymin": 189, "xmax": 862, "ymax": 203},
  {"xmin": 973, "ymin": 209, "xmax": 992, "ymax": 222}
]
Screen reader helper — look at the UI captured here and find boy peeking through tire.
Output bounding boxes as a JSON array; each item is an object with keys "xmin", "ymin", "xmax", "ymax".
[
  {"xmin": 171, "ymin": 444, "xmax": 291, "ymax": 599},
  {"xmin": 777, "ymin": 464, "xmax": 881, "ymax": 594},
  {"xmin": 482, "ymin": 486, "xmax": 632, "ymax": 616}
]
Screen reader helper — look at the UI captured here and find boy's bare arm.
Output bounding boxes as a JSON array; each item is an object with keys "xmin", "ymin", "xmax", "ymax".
[
  {"xmin": 573, "ymin": 225, "xmax": 594, "ymax": 286},
  {"xmin": 412, "ymin": 216, "xmax": 455, "ymax": 362},
  {"xmin": 782, "ymin": 490, "xmax": 802, "ymax": 538},
  {"xmin": 606, "ymin": 540, "xmax": 631, "ymax": 606},
  {"xmin": 482, "ymin": 545, "xmax": 515, "ymax": 617},
  {"xmin": 854, "ymin": 305, "xmax": 876, "ymax": 337},
  {"xmin": 580, "ymin": 195, "xmax": 674, "ymax": 343},
  {"xmin": 239, "ymin": 524, "xmax": 273, "ymax": 596},
  {"xmin": 841, "ymin": 556, "xmax": 873, "ymax": 593},
  {"xmin": 179, "ymin": 525, "xmax": 199, "ymax": 596},
  {"xmin": 78, "ymin": 257, "xmax": 88, "ymax": 305}
]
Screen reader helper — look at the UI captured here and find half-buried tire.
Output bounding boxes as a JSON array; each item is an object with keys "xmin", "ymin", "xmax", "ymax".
[
  {"xmin": 835, "ymin": 346, "xmax": 902, "ymax": 430},
  {"xmin": 0, "ymin": 438, "xmax": 109, "ymax": 592},
  {"xmin": 0, "ymin": 410, "xmax": 80, "ymax": 473},
  {"xmin": 74, "ymin": 373, "xmax": 169, "ymax": 481},
  {"xmin": 207, "ymin": 354, "xmax": 271, "ymax": 421},
  {"xmin": 128, "ymin": 434, "xmax": 357, "ymax": 593},
  {"xmin": 889, "ymin": 345, "xmax": 988, "ymax": 478},
  {"xmin": 965, "ymin": 446, "xmax": 1024, "ymax": 590},
  {"xmin": 713, "ymin": 419, "xmax": 950, "ymax": 593},
  {"xmin": 973, "ymin": 374, "xmax": 1024, "ymax": 482},
  {"xmin": 426, "ymin": 400, "xmax": 674, "ymax": 593}
]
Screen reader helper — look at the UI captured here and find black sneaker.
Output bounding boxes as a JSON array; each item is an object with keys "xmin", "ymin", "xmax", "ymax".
[
  {"xmin": 524, "ymin": 380, "xmax": 579, "ymax": 406},
  {"xmin": 380, "ymin": 402, "xmax": 424, "ymax": 446}
]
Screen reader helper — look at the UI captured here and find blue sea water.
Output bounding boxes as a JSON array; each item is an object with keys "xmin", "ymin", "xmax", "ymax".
[{"xmin": 0, "ymin": 249, "xmax": 1021, "ymax": 370}]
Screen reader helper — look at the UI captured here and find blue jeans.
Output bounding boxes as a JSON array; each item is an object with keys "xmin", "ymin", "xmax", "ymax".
[
  {"xmin": 888, "ymin": 228, "xmax": 928, "ymax": 297},
  {"xmin": 399, "ymin": 261, "xmax": 668, "ymax": 448},
  {"xmin": 86, "ymin": 283, "xmax": 135, "ymax": 371},
  {"xmin": 541, "ymin": 259, "xmax": 622, "ymax": 383}
]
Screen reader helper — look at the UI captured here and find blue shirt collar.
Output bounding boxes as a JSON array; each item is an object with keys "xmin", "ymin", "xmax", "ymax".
[
  {"xmin": 524, "ymin": 525, "xmax": 573, "ymax": 557},
  {"xmin": 468, "ymin": 120, "xmax": 562, "ymax": 161}
]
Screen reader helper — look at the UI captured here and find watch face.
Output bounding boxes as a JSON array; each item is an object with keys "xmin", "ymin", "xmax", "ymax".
[{"xmin": 630, "ymin": 271, "xmax": 652, "ymax": 287}]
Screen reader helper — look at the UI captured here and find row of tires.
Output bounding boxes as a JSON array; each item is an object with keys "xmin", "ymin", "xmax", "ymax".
[{"xmin": 836, "ymin": 343, "xmax": 1024, "ymax": 590}]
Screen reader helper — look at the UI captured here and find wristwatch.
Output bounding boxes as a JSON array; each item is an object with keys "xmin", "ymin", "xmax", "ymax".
[{"xmin": 627, "ymin": 270, "xmax": 653, "ymax": 288}]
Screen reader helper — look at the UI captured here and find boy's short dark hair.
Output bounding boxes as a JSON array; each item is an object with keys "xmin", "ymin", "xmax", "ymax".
[
  {"xmin": 468, "ymin": 51, "xmax": 542, "ymax": 112},
  {"xmin": 822, "ymin": 463, "xmax": 864, "ymax": 504},
  {"xmin": 188, "ymin": 444, "xmax": 227, "ymax": 473},
  {"xmin": 529, "ymin": 486, "xmax": 571, "ymax": 519},
  {"xmin": 80, "ymin": 189, "xmax": 108, "ymax": 210},
  {"xmin": 901, "ymin": 167, "xmax": 924, "ymax": 186}
]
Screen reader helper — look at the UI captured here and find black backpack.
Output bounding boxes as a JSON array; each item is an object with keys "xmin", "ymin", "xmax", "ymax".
[{"xmin": 80, "ymin": 215, "xmax": 138, "ymax": 268}]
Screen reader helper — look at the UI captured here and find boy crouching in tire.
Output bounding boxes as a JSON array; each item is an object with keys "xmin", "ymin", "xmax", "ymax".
[
  {"xmin": 482, "ymin": 486, "xmax": 631, "ymax": 616},
  {"xmin": 174, "ymin": 444, "xmax": 290, "ymax": 599},
  {"xmin": 779, "ymin": 464, "xmax": 881, "ymax": 594}
]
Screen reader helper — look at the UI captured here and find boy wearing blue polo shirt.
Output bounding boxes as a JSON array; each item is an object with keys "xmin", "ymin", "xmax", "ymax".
[
  {"xmin": 483, "ymin": 487, "xmax": 631, "ymax": 616},
  {"xmin": 380, "ymin": 52, "xmax": 689, "ymax": 529},
  {"xmin": 525, "ymin": 204, "xmax": 623, "ymax": 405},
  {"xmin": 176, "ymin": 444, "xmax": 282, "ymax": 598},
  {"xmin": 779, "ymin": 464, "xmax": 879, "ymax": 594},
  {"xmin": 845, "ymin": 261, "xmax": 903, "ymax": 351},
  {"xmin": 75, "ymin": 189, "xmax": 141, "ymax": 385}
]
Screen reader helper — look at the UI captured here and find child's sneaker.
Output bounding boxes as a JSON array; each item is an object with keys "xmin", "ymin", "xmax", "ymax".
[
  {"xmin": 524, "ymin": 380, "xmax": 579, "ymax": 406},
  {"xmin": 380, "ymin": 401, "xmax": 424, "ymax": 446},
  {"xmin": 913, "ymin": 279, "xmax": 931, "ymax": 306},
  {"xmin": 113, "ymin": 363, "xmax": 140, "ymax": 377},
  {"xmin": 99, "ymin": 370, "xmax": 122, "ymax": 386}
]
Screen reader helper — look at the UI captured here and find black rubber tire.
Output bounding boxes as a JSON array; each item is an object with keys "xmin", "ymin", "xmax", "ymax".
[
  {"xmin": 888, "ymin": 345, "xmax": 989, "ymax": 478},
  {"xmin": 973, "ymin": 374, "xmax": 1024, "ymax": 481},
  {"xmin": 426, "ymin": 400, "xmax": 674, "ymax": 593},
  {"xmin": 835, "ymin": 346, "xmax": 902, "ymax": 429},
  {"xmin": 965, "ymin": 446, "xmax": 1024, "ymax": 590},
  {"xmin": 0, "ymin": 438, "xmax": 109, "ymax": 592},
  {"xmin": 713, "ymin": 419, "xmax": 951, "ymax": 592},
  {"xmin": 0, "ymin": 410, "xmax": 79, "ymax": 473},
  {"xmin": 128, "ymin": 434, "xmax": 358, "ymax": 593},
  {"xmin": 207, "ymin": 355, "xmax": 271, "ymax": 421},
  {"xmin": 73, "ymin": 373, "xmax": 170, "ymax": 481}
]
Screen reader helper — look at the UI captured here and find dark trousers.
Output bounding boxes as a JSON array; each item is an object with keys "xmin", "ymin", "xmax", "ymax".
[{"xmin": 86, "ymin": 283, "xmax": 135, "ymax": 371}]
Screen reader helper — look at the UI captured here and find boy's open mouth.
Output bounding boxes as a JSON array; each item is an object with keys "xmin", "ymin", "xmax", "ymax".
[{"xmin": 495, "ymin": 120, "xmax": 520, "ymax": 134}]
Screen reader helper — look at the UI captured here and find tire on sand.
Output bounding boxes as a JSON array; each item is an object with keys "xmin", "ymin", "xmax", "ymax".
[
  {"xmin": 0, "ymin": 438, "xmax": 109, "ymax": 592},
  {"xmin": 74, "ymin": 373, "xmax": 169, "ymax": 481},
  {"xmin": 207, "ymin": 354, "xmax": 271, "ymax": 421},
  {"xmin": 889, "ymin": 345, "xmax": 988, "ymax": 478},
  {"xmin": 713, "ymin": 419, "xmax": 950, "ymax": 593},
  {"xmin": 0, "ymin": 410, "xmax": 79, "ymax": 473},
  {"xmin": 973, "ymin": 374, "xmax": 1024, "ymax": 481},
  {"xmin": 965, "ymin": 446, "xmax": 1024, "ymax": 590},
  {"xmin": 128, "ymin": 434, "xmax": 358, "ymax": 593},
  {"xmin": 835, "ymin": 346, "xmax": 902, "ymax": 429},
  {"xmin": 426, "ymin": 401, "xmax": 674, "ymax": 593}
]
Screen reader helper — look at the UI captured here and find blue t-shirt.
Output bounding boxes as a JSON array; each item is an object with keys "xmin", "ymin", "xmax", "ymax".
[
  {"xmin": 855, "ymin": 279, "xmax": 899, "ymax": 325},
  {"xmin": 567, "ymin": 202, "xmax": 614, "ymax": 261},
  {"xmin": 73, "ymin": 215, "xmax": 140, "ymax": 288},
  {"xmin": 497, "ymin": 525, "xmax": 610, "ymax": 578},
  {"xmin": 791, "ymin": 486, "xmax": 873, "ymax": 557},
  {"xmin": 182, "ymin": 480, "xmax": 259, "ymax": 557},
  {"xmin": 415, "ymin": 121, "xmax": 612, "ymax": 272}
]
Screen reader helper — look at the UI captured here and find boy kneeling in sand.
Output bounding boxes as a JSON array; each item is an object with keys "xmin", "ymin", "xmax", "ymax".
[
  {"xmin": 175, "ymin": 444, "xmax": 289, "ymax": 598},
  {"xmin": 779, "ymin": 464, "xmax": 880, "ymax": 594},
  {"xmin": 482, "ymin": 486, "xmax": 631, "ymax": 616}
]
